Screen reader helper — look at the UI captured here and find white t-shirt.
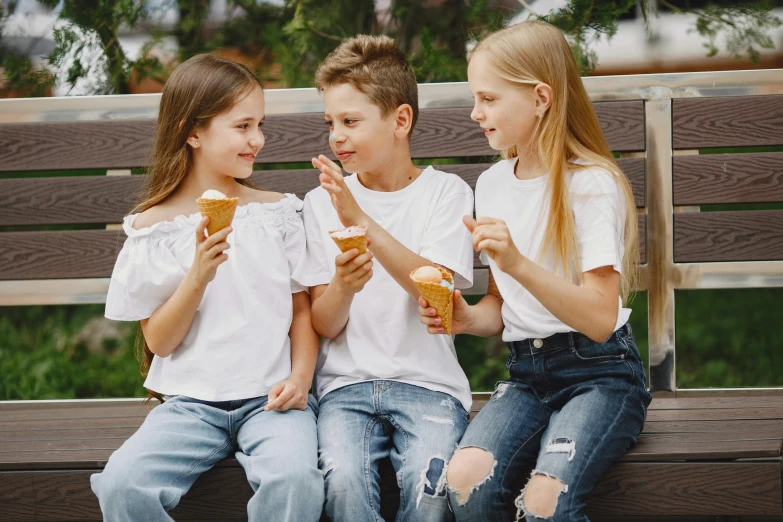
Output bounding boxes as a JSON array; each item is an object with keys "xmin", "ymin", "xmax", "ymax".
[
  {"xmin": 105, "ymin": 194, "xmax": 306, "ymax": 401},
  {"xmin": 293, "ymin": 166, "xmax": 474, "ymax": 412},
  {"xmin": 475, "ymin": 158, "xmax": 631, "ymax": 342}
]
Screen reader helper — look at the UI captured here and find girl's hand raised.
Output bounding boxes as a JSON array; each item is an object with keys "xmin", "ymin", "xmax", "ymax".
[
  {"xmin": 463, "ymin": 216, "xmax": 523, "ymax": 274},
  {"xmin": 313, "ymin": 154, "xmax": 368, "ymax": 228},
  {"xmin": 189, "ymin": 217, "xmax": 231, "ymax": 288},
  {"xmin": 418, "ymin": 289, "xmax": 473, "ymax": 335}
]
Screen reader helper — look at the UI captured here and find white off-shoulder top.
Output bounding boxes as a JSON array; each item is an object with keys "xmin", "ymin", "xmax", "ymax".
[{"xmin": 105, "ymin": 194, "xmax": 306, "ymax": 401}]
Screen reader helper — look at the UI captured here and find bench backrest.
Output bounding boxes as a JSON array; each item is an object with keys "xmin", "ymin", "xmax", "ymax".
[{"xmin": 1, "ymin": 72, "xmax": 781, "ymax": 395}]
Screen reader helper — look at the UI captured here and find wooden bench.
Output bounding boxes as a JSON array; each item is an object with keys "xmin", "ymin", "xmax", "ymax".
[{"xmin": 1, "ymin": 71, "xmax": 782, "ymax": 520}]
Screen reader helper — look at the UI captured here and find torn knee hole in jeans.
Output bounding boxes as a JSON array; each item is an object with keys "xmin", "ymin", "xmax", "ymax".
[
  {"xmin": 514, "ymin": 471, "xmax": 569, "ymax": 522},
  {"xmin": 415, "ymin": 457, "xmax": 449, "ymax": 508},
  {"xmin": 318, "ymin": 449, "xmax": 335, "ymax": 480},
  {"xmin": 447, "ymin": 448, "xmax": 498, "ymax": 507}
]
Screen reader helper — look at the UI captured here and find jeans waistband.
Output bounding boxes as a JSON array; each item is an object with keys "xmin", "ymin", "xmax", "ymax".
[{"xmin": 507, "ymin": 323, "xmax": 630, "ymax": 354}]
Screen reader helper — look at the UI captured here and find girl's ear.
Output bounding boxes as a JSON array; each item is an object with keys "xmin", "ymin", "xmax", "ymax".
[
  {"xmin": 534, "ymin": 83, "xmax": 553, "ymax": 117},
  {"xmin": 180, "ymin": 120, "xmax": 200, "ymax": 149},
  {"xmin": 186, "ymin": 130, "xmax": 200, "ymax": 149},
  {"xmin": 393, "ymin": 104, "xmax": 414, "ymax": 139}
]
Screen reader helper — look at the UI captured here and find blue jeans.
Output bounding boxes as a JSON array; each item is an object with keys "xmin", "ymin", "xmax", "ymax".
[
  {"xmin": 318, "ymin": 381, "xmax": 469, "ymax": 522},
  {"xmin": 91, "ymin": 395, "xmax": 323, "ymax": 522},
  {"xmin": 450, "ymin": 324, "xmax": 651, "ymax": 522}
]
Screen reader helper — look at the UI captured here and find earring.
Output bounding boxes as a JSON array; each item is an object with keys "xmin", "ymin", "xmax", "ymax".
[{"xmin": 537, "ymin": 111, "xmax": 543, "ymax": 119}]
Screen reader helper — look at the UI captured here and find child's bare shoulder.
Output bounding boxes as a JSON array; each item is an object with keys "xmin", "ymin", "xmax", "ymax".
[
  {"xmin": 132, "ymin": 202, "xmax": 191, "ymax": 230},
  {"xmin": 241, "ymin": 186, "xmax": 287, "ymax": 205}
]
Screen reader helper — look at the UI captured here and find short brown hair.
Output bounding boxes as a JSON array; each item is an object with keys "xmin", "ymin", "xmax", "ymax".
[{"xmin": 315, "ymin": 35, "xmax": 419, "ymax": 134}]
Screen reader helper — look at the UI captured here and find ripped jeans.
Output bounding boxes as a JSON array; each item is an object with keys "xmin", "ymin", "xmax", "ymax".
[
  {"xmin": 318, "ymin": 381, "xmax": 469, "ymax": 522},
  {"xmin": 450, "ymin": 323, "xmax": 652, "ymax": 522}
]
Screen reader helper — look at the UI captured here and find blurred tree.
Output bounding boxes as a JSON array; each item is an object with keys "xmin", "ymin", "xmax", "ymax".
[{"xmin": 2, "ymin": 1, "xmax": 780, "ymax": 94}]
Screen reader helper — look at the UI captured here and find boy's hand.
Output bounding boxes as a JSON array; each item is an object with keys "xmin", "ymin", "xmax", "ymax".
[
  {"xmin": 264, "ymin": 376, "xmax": 310, "ymax": 412},
  {"xmin": 188, "ymin": 217, "xmax": 231, "ymax": 288},
  {"xmin": 313, "ymin": 154, "xmax": 368, "ymax": 227},
  {"xmin": 333, "ymin": 243, "xmax": 374, "ymax": 294},
  {"xmin": 418, "ymin": 289, "xmax": 472, "ymax": 335},
  {"xmin": 464, "ymin": 216, "xmax": 524, "ymax": 275}
]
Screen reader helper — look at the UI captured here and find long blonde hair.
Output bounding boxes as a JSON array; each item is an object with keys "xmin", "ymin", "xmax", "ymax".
[
  {"xmin": 469, "ymin": 21, "xmax": 639, "ymax": 302},
  {"xmin": 132, "ymin": 54, "xmax": 263, "ymax": 403}
]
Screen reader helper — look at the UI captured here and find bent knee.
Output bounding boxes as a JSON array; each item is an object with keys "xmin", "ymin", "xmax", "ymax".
[
  {"xmin": 446, "ymin": 447, "xmax": 496, "ymax": 505},
  {"xmin": 518, "ymin": 473, "xmax": 568, "ymax": 520}
]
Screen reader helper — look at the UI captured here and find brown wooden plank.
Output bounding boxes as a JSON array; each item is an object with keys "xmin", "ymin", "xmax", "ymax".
[
  {"xmin": 646, "ymin": 407, "xmax": 783, "ymax": 422},
  {"xmin": 2, "ymin": 461, "xmax": 779, "ymax": 519},
  {"xmin": 0, "ymin": 175, "xmax": 142, "ymax": 226},
  {"xmin": 637, "ymin": 431, "xmax": 783, "ymax": 445},
  {"xmin": 0, "ymin": 230, "xmax": 123, "ymax": 280},
  {"xmin": 642, "ymin": 418, "xmax": 783, "ymax": 434},
  {"xmin": 0, "ymin": 404, "xmax": 151, "ymax": 422},
  {"xmin": 0, "ymin": 416, "xmax": 145, "ymax": 434},
  {"xmin": 673, "ymin": 95, "xmax": 783, "ymax": 149},
  {"xmin": 0, "ymin": 158, "xmax": 644, "ymax": 226},
  {"xmin": 674, "ymin": 210, "xmax": 783, "ymax": 263},
  {"xmin": 0, "ymin": 102, "xmax": 645, "ymax": 172},
  {"xmin": 0, "ymin": 427, "xmax": 138, "ymax": 442},
  {"xmin": 9, "ymin": 435, "xmax": 775, "ymax": 466},
  {"xmin": 0, "ymin": 213, "xmax": 646, "ymax": 280},
  {"xmin": 621, "ymin": 438, "xmax": 782, "ymax": 461},
  {"xmin": 0, "ymin": 472, "xmax": 34, "ymax": 521},
  {"xmin": 649, "ymin": 397, "xmax": 783, "ymax": 410},
  {"xmin": 585, "ymin": 462, "xmax": 782, "ymax": 516},
  {"xmin": 673, "ymin": 152, "xmax": 783, "ymax": 205}
]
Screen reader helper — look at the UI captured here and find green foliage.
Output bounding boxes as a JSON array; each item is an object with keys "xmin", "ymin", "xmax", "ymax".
[
  {"xmin": 0, "ymin": 51, "xmax": 55, "ymax": 97},
  {"xmin": 0, "ymin": 305, "xmax": 145, "ymax": 399},
  {"xmin": 690, "ymin": 1, "xmax": 783, "ymax": 62},
  {"xmin": 39, "ymin": 0, "xmax": 166, "ymax": 94},
  {"xmin": 675, "ymin": 288, "xmax": 783, "ymax": 388},
  {"xmin": 537, "ymin": 0, "xmax": 638, "ymax": 73}
]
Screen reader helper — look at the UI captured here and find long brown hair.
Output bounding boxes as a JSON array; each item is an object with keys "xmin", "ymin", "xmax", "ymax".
[
  {"xmin": 469, "ymin": 21, "xmax": 640, "ymax": 302},
  {"xmin": 133, "ymin": 53, "xmax": 263, "ymax": 404}
]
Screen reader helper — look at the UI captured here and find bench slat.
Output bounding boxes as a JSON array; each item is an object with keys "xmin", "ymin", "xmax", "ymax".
[
  {"xmin": 673, "ymin": 152, "xmax": 783, "ymax": 205},
  {"xmin": 674, "ymin": 210, "xmax": 783, "ymax": 263},
  {"xmin": 1, "ymin": 462, "xmax": 779, "ymax": 519},
  {"xmin": 0, "ymin": 158, "xmax": 645, "ymax": 227},
  {"xmin": 0, "ymin": 103, "xmax": 645, "ymax": 172},
  {"xmin": 673, "ymin": 95, "xmax": 783, "ymax": 149},
  {"xmin": 646, "ymin": 407, "xmax": 783, "ymax": 422},
  {"xmin": 584, "ymin": 462, "xmax": 782, "ymax": 516},
  {"xmin": 0, "ymin": 215, "xmax": 646, "ymax": 280}
]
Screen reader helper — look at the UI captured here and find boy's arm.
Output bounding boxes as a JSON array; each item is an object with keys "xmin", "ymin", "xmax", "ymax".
[
  {"xmin": 310, "ymin": 246, "xmax": 374, "ymax": 338},
  {"xmin": 266, "ymin": 291, "xmax": 320, "ymax": 412},
  {"xmin": 312, "ymin": 155, "xmax": 443, "ymax": 300}
]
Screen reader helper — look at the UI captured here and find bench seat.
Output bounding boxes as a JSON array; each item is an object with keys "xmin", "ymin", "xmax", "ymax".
[{"xmin": 1, "ymin": 395, "xmax": 781, "ymax": 520}]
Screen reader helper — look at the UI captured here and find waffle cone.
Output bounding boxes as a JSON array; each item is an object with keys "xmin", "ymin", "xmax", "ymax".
[
  {"xmin": 330, "ymin": 233, "xmax": 368, "ymax": 254},
  {"xmin": 410, "ymin": 267, "xmax": 454, "ymax": 335},
  {"xmin": 197, "ymin": 197, "xmax": 239, "ymax": 235}
]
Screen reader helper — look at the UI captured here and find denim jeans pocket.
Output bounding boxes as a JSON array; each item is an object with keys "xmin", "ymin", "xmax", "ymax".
[{"xmin": 570, "ymin": 334, "xmax": 629, "ymax": 362}]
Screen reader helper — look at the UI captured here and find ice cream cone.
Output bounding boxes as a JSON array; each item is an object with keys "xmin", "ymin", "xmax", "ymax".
[
  {"xmin": 410, "ymin": 266, "xmax": 454, "ymax": 335},
  {"xmin": 197, "ymin": 197, "xmax": 239, "ymax": 235},
  {"xmin": 330, "ymin": 227, "xmax": 368, "ymax": 254}
]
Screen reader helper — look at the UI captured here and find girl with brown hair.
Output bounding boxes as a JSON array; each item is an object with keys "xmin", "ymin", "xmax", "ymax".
[{"xmin": 90, "ymin": 54, "xmax": 323, "ymax": 522}]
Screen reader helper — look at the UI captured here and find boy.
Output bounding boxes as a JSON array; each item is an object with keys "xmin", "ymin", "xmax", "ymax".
[{"xmin": 294, "ymin": 35, "xmax": 473, "ymax": 522}]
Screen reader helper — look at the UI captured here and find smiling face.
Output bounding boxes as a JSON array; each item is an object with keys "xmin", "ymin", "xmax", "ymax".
[
  {"xmin": 468, "ymin": 52, "xmax": 541, "ymax": 153},
  {"xmin": 189, "ymin": 85, "xmax": 266, "ymax": 180},
  {"xmin": 322, "ymin": 82, "xmax": 399, "ymax": 174}
]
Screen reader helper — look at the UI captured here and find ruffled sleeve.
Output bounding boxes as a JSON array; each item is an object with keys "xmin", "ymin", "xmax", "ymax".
[
  {"xmin": 104, "ymin": 215, "xmax": 188, "ymax": 321},
  {"xmin": 282, "ymin": 194, "xmax": 308, "ymax": 294}
]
